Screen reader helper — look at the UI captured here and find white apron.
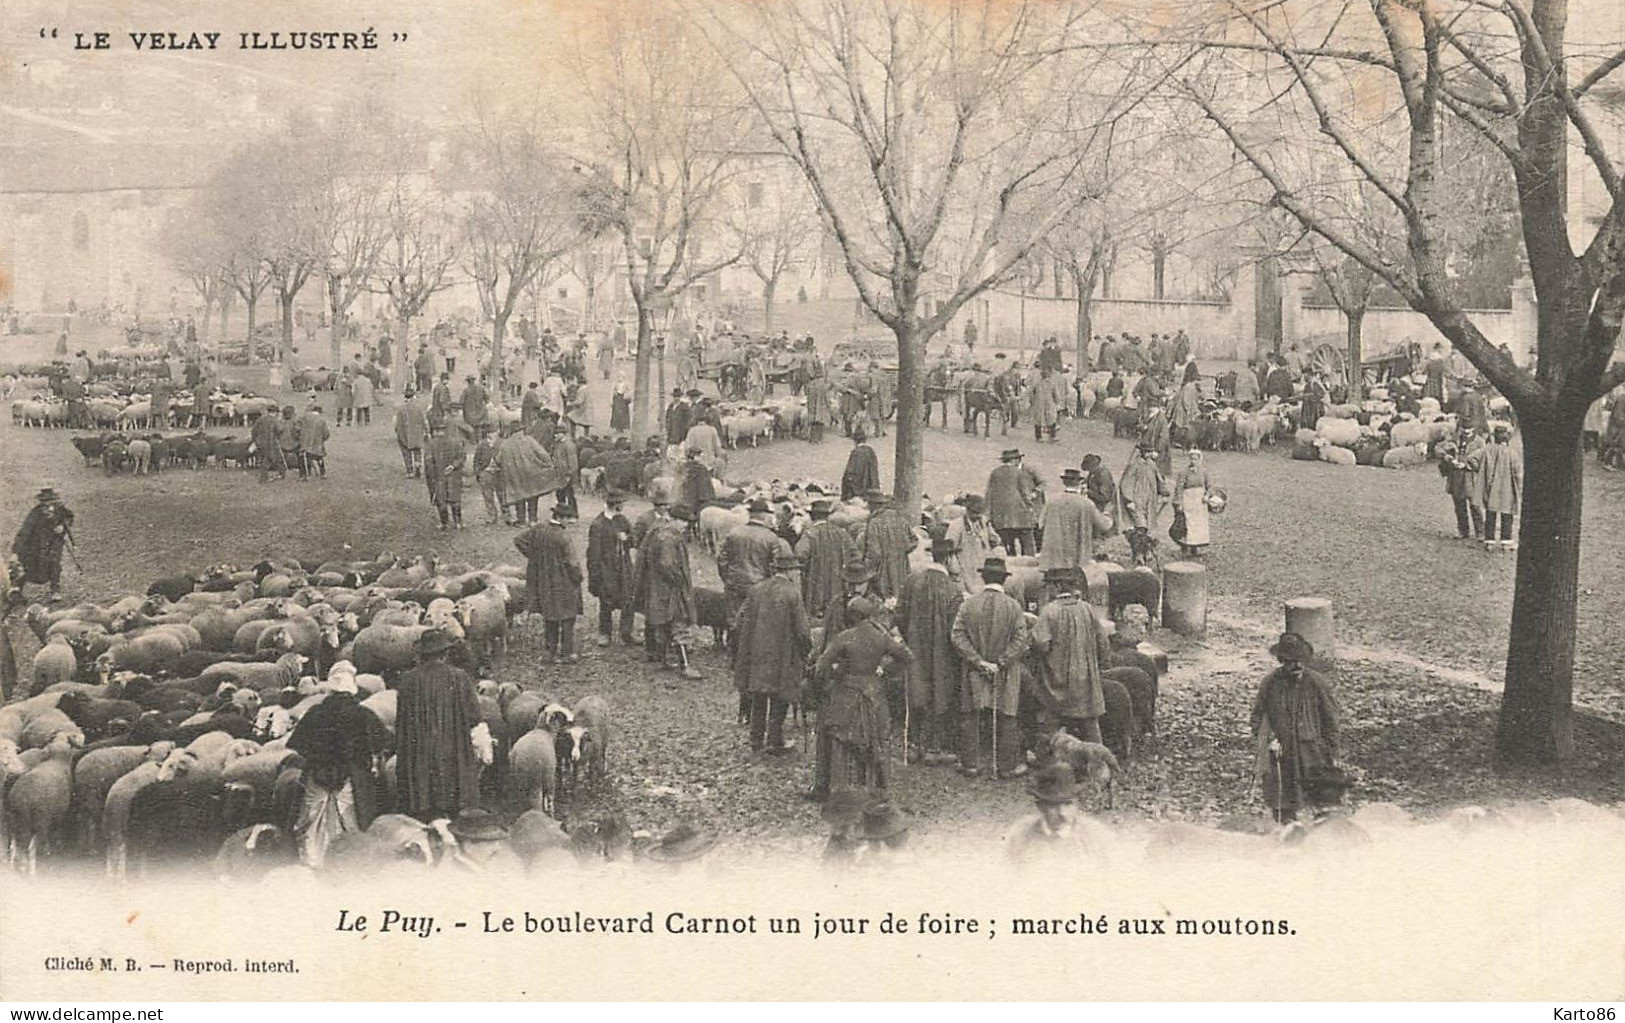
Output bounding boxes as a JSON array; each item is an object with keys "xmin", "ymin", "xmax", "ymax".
[{"xmin": 1180, "ymin": 487, "xmax": 1211, "ymax": 547}]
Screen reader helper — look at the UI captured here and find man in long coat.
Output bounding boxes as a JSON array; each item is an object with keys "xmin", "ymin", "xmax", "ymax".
[
  {"xmin": 1120, "ymin": 445, "xmax": 1167, "ymax": 533},
  {"xmin": 11, "ymin": 486, "xmax": 75, "ymax": 601},
  {"xmin": 423, "ymin": 421, "xmax": 467, "ymax": 530},
  {"xmin": 720, "ymin": 499, "xmax": 794, "ymax": 623},
  {"xmin": 985, "ymin": 449, "xmax": 1042, "ymax": 556},
  {"xmin": 429, "ymin": 372, "xmax": 454, "ymax": 430},
  {"xmin": 733, "ymin": 552, "xmax": 812, "ymax": 755},
  {"xmin": 587, "ymin": 490, "xmax": 636, "ymax": 646},
  {"xmin": 840, "ymin": 430, "xmax": 881, "ymax": 501},
  {"xmin": 515, "ymin": 500, "xmax": 583, "ymax": 662},
  {"xmin": 1139, "ymin": 396, "xmax": 1173, "ymax": 476},
  {"xmin": 1476, "ymin": 422, "xmax": 1522, "ymax": 550},
  {"xmin": 1438, "ymin": 429, "xmax": 1485, "ymax": 540},
  {"xmin": 859, "ymin": 493, "xmax": 914, "ymax": 600},
  {"xmin": 895, "ymin": 538, "xmax": 964, "ymax": 763},
  {"xmin": 495, "ymin": 427, "xmax": 557, "ymax": 525},
  {"xmin": 950, "ymin": 557, "xmax": 1030, "ymax": 779},
  {"xmin": 639, "ymin": 503, "xmax": 701, "ymax": 678},
  {"xmin": 1029, "ymin": 368, "xmax": 1066, "ymax": 443},
  {"xmin": 394, "ymin": 388, "xmax": 430, "ymax": 478},
  {"xmin": 665, "ymin": 390, "xmax": 692, "ymax": 448},
  {"xmin": 683, "ymin": 416, "xmax": 724, "ymax": 471},
  {"xmin": 797, "ymin": 499, "xmax": 855, "ymax": 616},
  {"xmin": 251, "ymin": 407, "xmax": 286, "ymax": 482},
  {"xmin": 395, "ymin": 628, "xmax": 488, "ymax": 822},
  {"xmin": 1252, "ymin": 632, "xmax": 1342, "ymax": 824},
  {"xmin": 461, "ymin": 375, "xmax": 488, "ymax": 434},
  {"xmin": 295, "ymin": 403, "xmax": 330, "ymax": 479},
  {"xmin": 942, "ymin": 494, "xmax": 996, "ymax": 595},
  {"xmin": 1038, "ymin": 468, "xmax": 1113, "ymax": 572},
  {"xmin": 551, "ymin": 430, "xmax": 579, "ymax": 520},
  {"xmin": 805, "ymin": 374, "xmax": 832, "ymax": 444},
  {"xmin": 1081, "ymin": 454, "xmax": 1121, "ymax": 529},
  {"xmin": 1027, "ymin": 568, "xmax": 1108, "ymax": 743}
]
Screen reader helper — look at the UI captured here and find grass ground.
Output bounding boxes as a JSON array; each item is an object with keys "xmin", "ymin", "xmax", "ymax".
[{"xmin": 2, "ymin": 324, "xmax": 1620, "ymax": 845}]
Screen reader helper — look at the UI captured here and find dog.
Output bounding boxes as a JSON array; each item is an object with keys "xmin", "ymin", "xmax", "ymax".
[
  {"xmin": 1125, "ymin": 526, "xmax": 1161, "ymax": 573},
  {"xmin": 1043, "ymin": 729, "xmax": 1126, "ymax": 809}
]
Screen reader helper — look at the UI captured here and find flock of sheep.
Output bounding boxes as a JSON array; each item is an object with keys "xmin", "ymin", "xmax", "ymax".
[{"xmin": 0, "ymin": 551, "xmax": 622, "ymax": 879}]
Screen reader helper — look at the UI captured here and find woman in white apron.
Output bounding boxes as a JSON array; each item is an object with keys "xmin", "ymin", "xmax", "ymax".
[{"xmin": 1169, "ymin": 448, "xmax": 1214, "ymax": 558}]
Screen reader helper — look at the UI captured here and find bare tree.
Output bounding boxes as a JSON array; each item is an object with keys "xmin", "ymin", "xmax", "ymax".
[
  {"xmin": 158, "ymin": 208, "xmax": 226, "ymax": 349},
  {"xmin": 313, "ymin": 109, "xmax": 388, "ymax": 370},
  {"xmin": 729, "ymin": 167, "xmax": 820, "ymax": 332},
  {"xmin": 711, "ymin": 0, "xmax": 1162, "ymax": 514},
  {"xmin": 574, "ymin": 0, "xmax": 748, "ymax": 439},
  {"xmin": 372, "ymin": 142, "xmax": 459, "ymax": 368},
  {"xmin": 196, "ymin": 148, "xmax": 274, "ymax": 355},
  {"xmin": 1160, "ymin": 0, "xmax": 1625, "ymax": 764},
  {"xmin": 453, "ymin": 105, "xmax": 582, "ymax": 391}
]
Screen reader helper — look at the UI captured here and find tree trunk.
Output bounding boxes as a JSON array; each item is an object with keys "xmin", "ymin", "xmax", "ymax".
[
  {"xmin": 762, "ymin": 277, "xmax": 778, "ymax": 334},
  {"xmin": 396, "ymin": 311, "xmax": 411, "ymax": 362},
  {"xmin": 490, "ymin": 312, "xmax": 509, "ymax": 392},
  {"xmin": 1495, "ymin": 414, "xmax": 1581, "ymax": 765},
  {"xmin": 1072, "ymin": 290, "xmax": 1098, "ymax": 375},
  {"xmin": 632, "ymin": 303, "xmax": 654, "ymax": 442},
  {"xmin": 892, "ymin": 316, "xmax": 926, "ymax": 523},
  {"xmin": 278, "ymin": 291, "xmax": 294, "ymax": 366},
  {"xmin": 198, "ymin": 295, "xmax": 213, "ymax": 347},
  {"xmin": 329, "ymin": 290, "xmax": 345, "ymax": 370},
  {"xmin": 244, "ymin": 297, "xmax": 257, "ymax": 357},
  {"xmin": 1345, "ymin": 306, "xmax": 1365, "ymax": 401},
  {"xmin": 1153, "ymin": 250, "xmax": 1167, "ymax": 300}
]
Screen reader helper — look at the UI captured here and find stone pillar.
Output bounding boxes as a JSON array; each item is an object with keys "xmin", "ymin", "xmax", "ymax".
[
  {"xmin": 1283, "ymin": 597, "xmax": 1337, "ymax": 671},
  {"xmin": 1161, "ymin": 561, "xmax": 1207, "ymax": 638}
]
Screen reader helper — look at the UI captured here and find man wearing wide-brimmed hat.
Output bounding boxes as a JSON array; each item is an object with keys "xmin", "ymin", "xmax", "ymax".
[
  {"xmin": 985, "ymin": 449, "xmax": 1042, "ymax": 556},
  {"xmin": 813, "ymin": 595, "xmax": 916, "ymax": 796},
  {"xmin": 587, "ymin": 489, "xmax": 638, "ymax": 647},
  {"xmin": 895, "ymin": 537, "xmax": 965, "ymax": 764},
  {"xmin": 942, "ymin": 493, "xmax": 995, "ymax": 595},
  {"xmin": 950, "ymin": 556, "xmax": 1031, "ymax": 779},
  {"xmin": 394, "ymin": 628, "xmax": 487, "ymax": 822},
  {"xmin": 1039, "ymin": 467, "xmax": 1113, "ymax": 573},
  {"xmin": 640, "ymin": 822, "xmax": 718, "ymax": 870},
  {"xmin": 1028, "ymin": 566, "xmax": 1109, "ymax": 744},
  {"xmin": 840, "ymin": 428, "xmax": 880, "ymax": 501},
  {"xmin": 640, "ymin": 503, "xmax": 700, "ymax": 678},
  {"xmin": 445, "ymin": 810, "xmax": 523, "ymax": 874},
  {"xmin": 1003, "ymin": 762, "xmax": 1102, "ymax": 862},
  {"xmin": 1251, "ymin": 632, "xmax": 1344, "ymax": 824},
  {"xmin": 11, "ymin": 484, "xmax": 75, "ymax": 603},
  {"xmin": 515, "ymin": 498, "xmax": 584, "ymax": 663},
  {"xmin": 720, "ymin": 498, "xmax": 794, "ymax": 625},
  {"xmin": 733, "ymin": 550, "xmax": 811, "ymax": 756},
  {"xmin": 859, "ymin": 490, "xmax": 914, "ymax": 600},
  {"xmin": 797, "ymin": 499, "xmax": 856, "ymax": 617}
]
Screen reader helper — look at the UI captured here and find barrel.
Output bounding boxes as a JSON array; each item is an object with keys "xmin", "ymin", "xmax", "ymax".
[
  {"xmin": 1284, "ymin": 597, "xmax": 1336, "ymax": 670},
  {"xmin": 1161, "ymin": 561, "xmax": 1207, "ymax": 638}
]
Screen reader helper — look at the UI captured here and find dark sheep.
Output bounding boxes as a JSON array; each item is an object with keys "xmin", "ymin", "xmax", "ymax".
[
  {"xmin": 162, "ymin": 707, "xmax": 255, "ymax": 745},
  {"xmin": 54, "ymin": 691, "xmax": 144, "ymax": 741},
  {"xmin": 146, "ymin": 575, "xmax": 197, "ymax": 603},
  {"xmin": 692, "ymin": 587, "xmax": 730, "ymax": 649},
  {"xmin": 1104, "ymin": 665, "xmax": 1157, "ymax": 739},
  {"xmin": 125, "ymin": 776, "xmax": 247, "ymax": 874},
  {"xmin": 1110, "ymin": 405, "xmax": 1140, "ymax": 439},
  {"xmin": 1100, "ymin": 677, "xmax": 1137, "ymax": 764},
  {"xmin": 1106, "ymin": 568, "xmax": 1161, "ymax": 627},
  {"xmin": 70, "ymin": 434, "xmax": 108, "ymax": 465}
]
